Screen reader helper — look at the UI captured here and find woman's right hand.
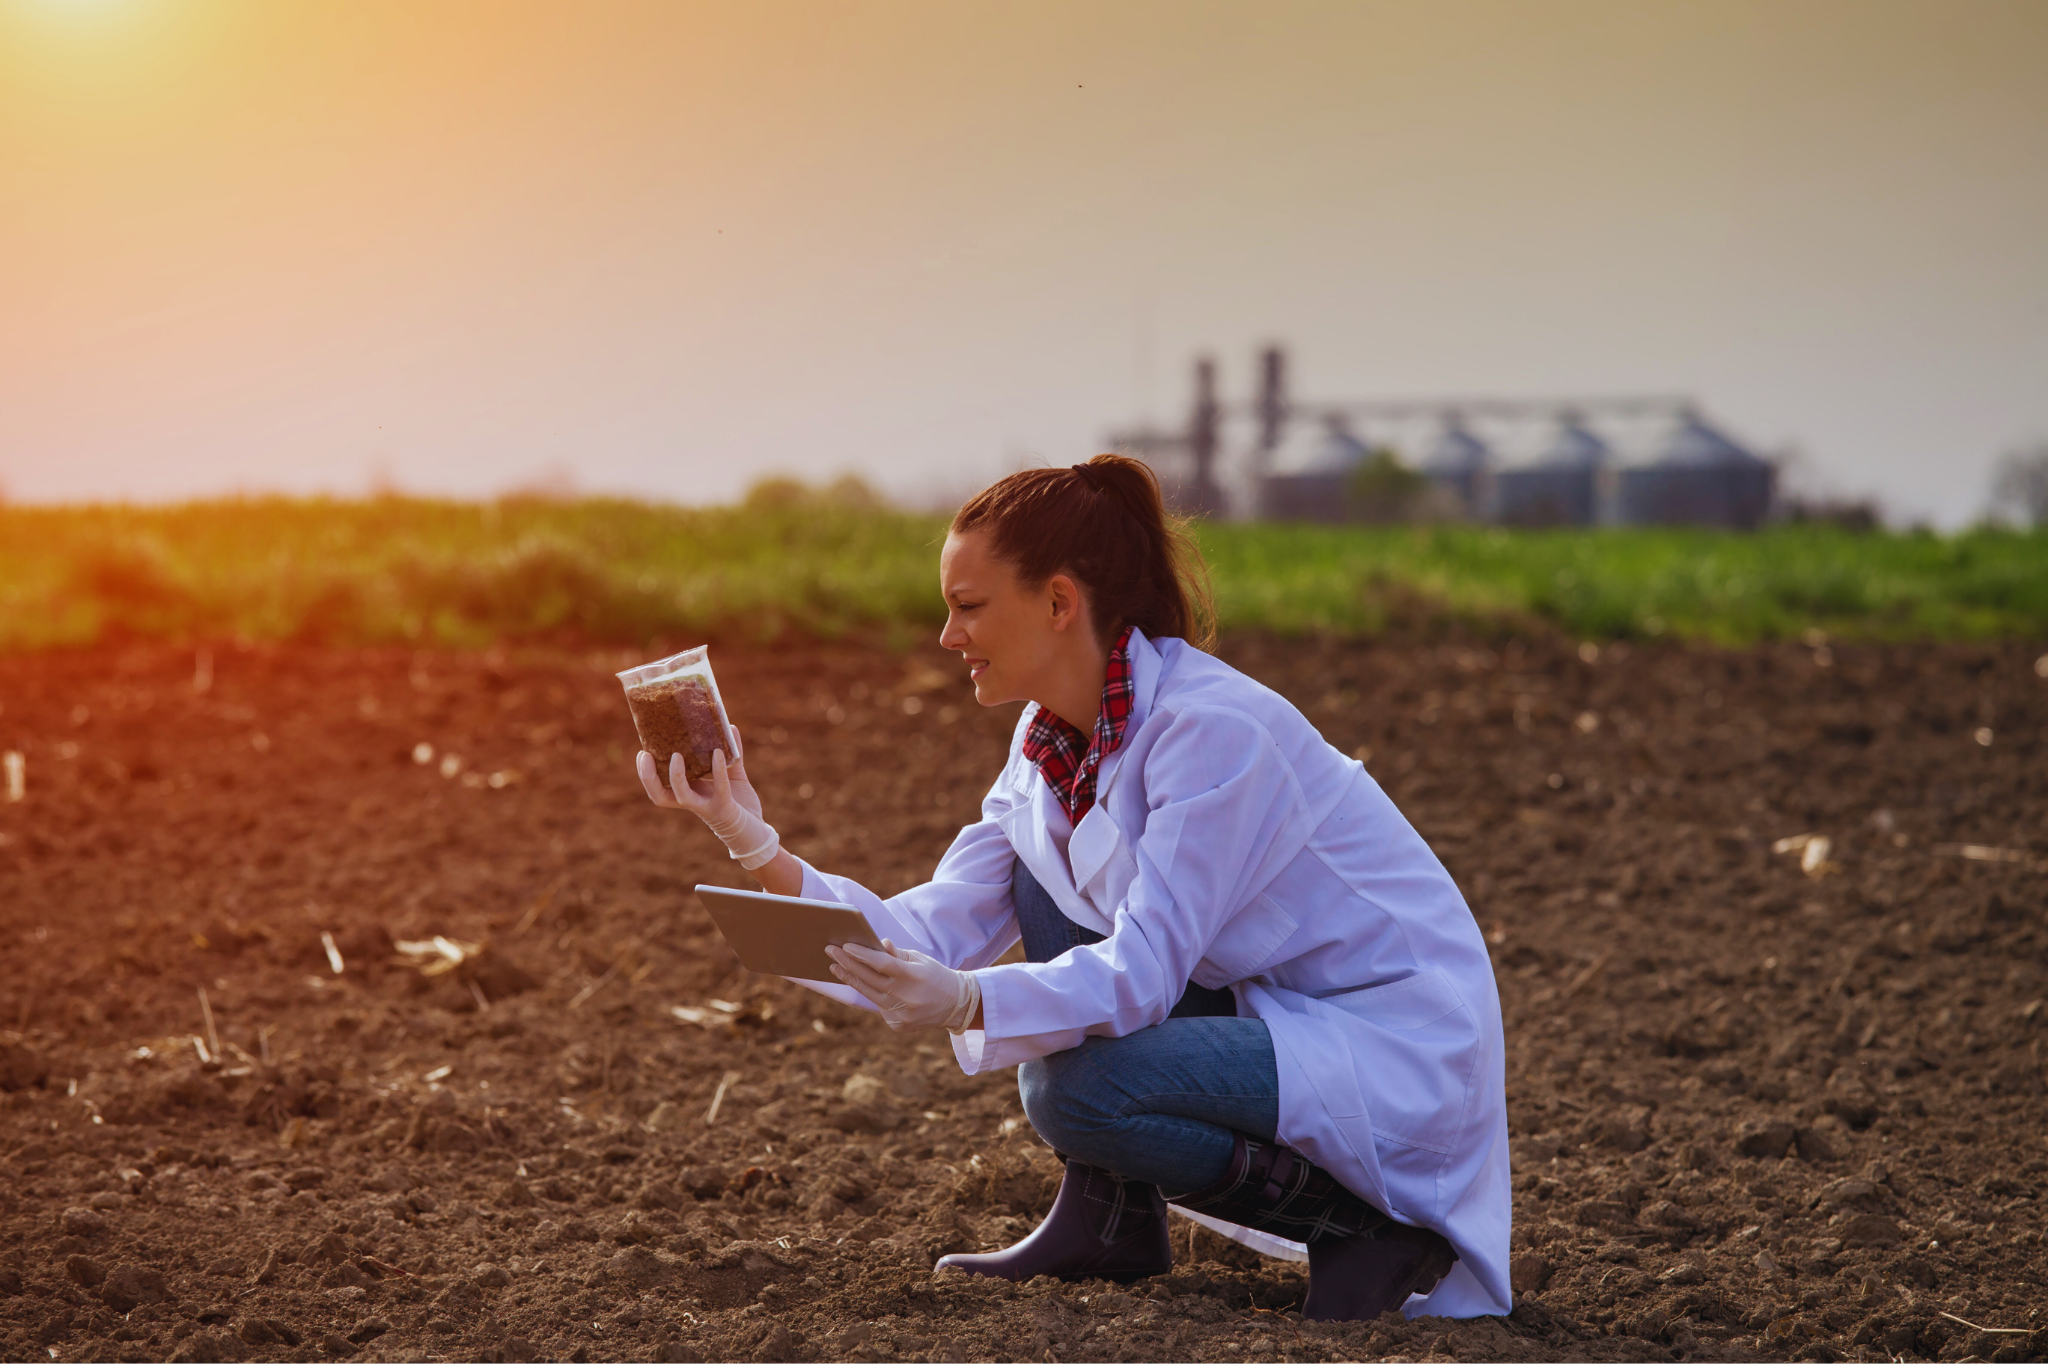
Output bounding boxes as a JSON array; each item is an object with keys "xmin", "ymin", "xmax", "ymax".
[
  {"xmin": 636, "ymin": 727, "xmax": 759, "ymax": 815},
  {"xmin": 701, "ymin": 726, "xmax": 765, "ymax": 819},
  {"xmin": 716, "ymin": 727, "xmax": 765, "ymax": 818},
  {"xmin": 635, "ymin": 729, "xmax": 781, "ymax": 870}
]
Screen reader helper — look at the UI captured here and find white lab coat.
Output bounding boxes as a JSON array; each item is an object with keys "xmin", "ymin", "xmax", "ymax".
[{"xmin": 793, "ymin": 628, "xmax": 1511, "ymax": 1318}]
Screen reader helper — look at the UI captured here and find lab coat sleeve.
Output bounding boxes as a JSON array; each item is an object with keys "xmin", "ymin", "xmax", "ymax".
[
  {"xmin": 784, "ymin": 760, "xmax": 1027, "ymax": 1011},
  {"xmin": 961, "ymin": 705, "xmax": 1309, "ymax": 1074}
]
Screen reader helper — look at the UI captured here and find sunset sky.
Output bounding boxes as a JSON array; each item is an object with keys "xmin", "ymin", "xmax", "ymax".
[{"xmin": 2, "ymin": 0, "xmax": 2043, "ymax": 525}]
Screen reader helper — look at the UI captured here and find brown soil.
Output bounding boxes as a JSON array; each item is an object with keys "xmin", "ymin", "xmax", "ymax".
[
  {"xmin": 1, "ymin": 632, "xmax": 2044, "ymax": 1364},
  {"xmin": 624, "ymin": 675, "xmax": 731, "ymax": 790}
]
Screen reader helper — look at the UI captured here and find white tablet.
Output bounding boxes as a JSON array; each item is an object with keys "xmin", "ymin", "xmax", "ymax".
[{"xmin": 693, "ymin": 885, "xmax": 884, "ymax": 983}]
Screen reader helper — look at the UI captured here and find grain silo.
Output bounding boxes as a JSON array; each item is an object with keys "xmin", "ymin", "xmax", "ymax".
[
  {"xmin": 1617, "ymin": 411, "xmax": 1774, "ymax": 529},
  {"xmin": 1422, "ymin": 415, "xmax": 1494, "ymax": 518},
  {"xmin": 1493, "ymin": 413, "xmax": 1608, "ymax": 526},
  {"xmin": 1256, "ymin": 415, "xmax": 1375, "ymax": 522}
]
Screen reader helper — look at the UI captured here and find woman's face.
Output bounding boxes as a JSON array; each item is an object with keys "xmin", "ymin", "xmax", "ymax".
[{"xmin": 938, "ymin": 530, "xmax": 1091, "ymax": 707}]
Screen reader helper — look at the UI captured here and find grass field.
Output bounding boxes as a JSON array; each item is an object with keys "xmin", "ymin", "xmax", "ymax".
[{"xmin": 2, "ymin": 494, "xmax": 2045, "ymax": 651}]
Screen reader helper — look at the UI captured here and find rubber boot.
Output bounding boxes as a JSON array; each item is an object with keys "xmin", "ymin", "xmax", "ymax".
[
  {"xmin": 1167, "ymin": 1133, "xmax": 1457, "ymax": 1321},
  {"xmin": 1302, "ymin": 1218, "xmax": 1460, "ymax": 1322},
  {"xmin": 935, "ymin": 1160, "xmax": 1172, "ymax": 1284}
]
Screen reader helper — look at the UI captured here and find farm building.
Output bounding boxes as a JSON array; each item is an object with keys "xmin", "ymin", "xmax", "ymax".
[
  {"xmin": 1491, "ymin": 414, "xmax": 1610, "ymax": 527},
  {"xmin": 1420, "ymin": 417, "xmax": 1493, "ymax": 518},
  {"xmin": 1615, "ymin": 410, "xmax": 1776, "ymax": 530},
  {"xmin": 1112, "ymin": 347, "xmax": 1776, "ymax": 529},
  {"xmin": 1254, "ymin": 416, "xmax": 1374, "ymax": 522}
]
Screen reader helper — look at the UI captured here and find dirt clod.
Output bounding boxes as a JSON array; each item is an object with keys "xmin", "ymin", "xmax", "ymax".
[
  {"xmin": 1510, "ymin": 1252, "xmax": 1553, "ymax": 1292},
  {"xmin": 0, "ymin": 1041, "xmax": 49, "ymax": 1091},
  {"xmin": 63, "ymin": 1254, "xmax": 106, "ymax": 1288},
  {"xmin": 1734, "ymin": 1116, "xmax": 1796, "ymax": 1159},
  {"xmin": 172, "ymin": 1328, "xmax": 244, "ymax": 1362},
  {"xmin": 346, "ymin": 1316, "xmax": 392, "ymax": 1344},
  {"xmin": 609, "ymin": 1243, "xmax": 672, "ymax": 1287},
  {"xmin": 99, "ymin": 1263, "xmax": 170, "ymax": 1312},
  {"xmin": 1833, "ymin": 1212, "xmax": 1903, "ymax": 1247}
]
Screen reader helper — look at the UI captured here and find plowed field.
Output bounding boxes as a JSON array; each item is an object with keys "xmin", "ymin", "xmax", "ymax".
[{"xmin": 1, "ymin": 633, "xmax": 2044, "ymax": 1363}]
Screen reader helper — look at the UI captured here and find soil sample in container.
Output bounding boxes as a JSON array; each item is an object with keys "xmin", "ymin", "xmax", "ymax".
[{"xmin": 617, "ymin": 647, "xmax": 734, "ymax": 793}]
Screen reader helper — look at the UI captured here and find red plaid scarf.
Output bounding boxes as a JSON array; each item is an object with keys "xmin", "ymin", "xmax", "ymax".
[{"xmin": 1021, "ymin": 627, "xmax": 1136, "ymax": 825}]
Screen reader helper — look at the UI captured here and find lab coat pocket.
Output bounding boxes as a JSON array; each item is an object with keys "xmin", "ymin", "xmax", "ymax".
[
  {"xmin": 1334, "ymin": 969, "xmax": 1466, "ymax": 1032},
  {"xmin": 1326, "ymin": 970, "xmax": 1476, "ymax": 1155}
]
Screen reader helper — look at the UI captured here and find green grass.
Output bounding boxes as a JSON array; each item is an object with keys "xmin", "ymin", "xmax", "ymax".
[
  {"xmin": 1202, "ymin": 521, "xmax": 2048, "ymax": 644},
  {"xmin": 2, "ymin": 495, "xmax": 2044, "ymax": 652}
]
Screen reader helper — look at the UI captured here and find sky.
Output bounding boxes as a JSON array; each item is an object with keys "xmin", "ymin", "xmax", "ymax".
[{"xmin": 2, "ymin": 0, "xmax": 2044, "ymax": 526}]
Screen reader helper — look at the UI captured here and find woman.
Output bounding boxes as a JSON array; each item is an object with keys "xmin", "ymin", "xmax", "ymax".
[{"xmin": 636, "ymin": 456, "xmax": 1511, "ymax": 1320}]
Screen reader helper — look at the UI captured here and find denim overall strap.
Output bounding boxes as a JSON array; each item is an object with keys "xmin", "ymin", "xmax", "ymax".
[{"xmin": 1010, "ymin": 860, "xmax": 1236, "ymax": 1019}]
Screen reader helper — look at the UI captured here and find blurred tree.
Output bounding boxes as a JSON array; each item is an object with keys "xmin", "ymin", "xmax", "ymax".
[
  {"xmin": 743, "ymin": 475, "xmax": 810, "ymax": 511},
  {"xmin": 501, "ymin": 460, "xmax": 579, "ymax": 503},
  {"xmin": 1346, "ymin": 448, "xmax": 1428, "ymax": 524},
  {"xmin": 1779, "ymin": 494, "xmax": 1883, "ymax": 531},
  {"xmin": 743, "ymin": 473, "xmax": 889, "ymax": 511},
  {"xmin": 1987, "ymin": 441, "xmax": 2048, "ymax": 527},
  {"xmin": 820, "ymin": 473, "xmax": 885, "ymax": 509}
]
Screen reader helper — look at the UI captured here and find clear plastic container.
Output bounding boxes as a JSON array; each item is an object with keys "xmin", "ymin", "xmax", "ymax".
[{"xmin": 616, "ymin": 646, "xmax": 734, "ymax": 792}]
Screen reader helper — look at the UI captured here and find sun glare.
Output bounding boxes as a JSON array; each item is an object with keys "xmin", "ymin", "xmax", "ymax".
[
  {"xmin": 4, "ymin": 0, "xmax": 199, "ymax": 95},
  {"xmin": 14, "ymin": 0, "xmax": 149, "ymax": 35}
]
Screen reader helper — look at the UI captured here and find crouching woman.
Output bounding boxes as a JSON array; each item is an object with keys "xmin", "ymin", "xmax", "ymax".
[{"xmin": 638, "ymin": 455, "xmax": 1512, "ymax": 1319}]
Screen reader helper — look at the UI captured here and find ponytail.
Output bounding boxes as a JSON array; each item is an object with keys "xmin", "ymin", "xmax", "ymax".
[{"xmin": 950, "ymin": 454, "xmax": 1217, "ymax": 651}]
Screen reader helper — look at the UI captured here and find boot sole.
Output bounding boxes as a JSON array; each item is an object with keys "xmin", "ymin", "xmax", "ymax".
[
  {"xmin": 1301, "ymin": 1232, "xmax": 1459, "ymax": 1322},
  {"xmin": 1383, "ymin": 1240, "xmax": 1457, "ymax": 1309},
  {"xmin": 937, "ymin": 1255, "xmax": 1170, "ymax": 1285},
  {"xmin": 1066, "ymin": 1266, "xmax": 1164, "ymax": 1285}
]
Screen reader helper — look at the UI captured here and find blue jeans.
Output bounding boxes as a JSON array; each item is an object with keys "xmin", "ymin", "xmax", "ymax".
[{"xmin": 1011, "ymin": 861, "xmax": 1279, "ymax": 1196}]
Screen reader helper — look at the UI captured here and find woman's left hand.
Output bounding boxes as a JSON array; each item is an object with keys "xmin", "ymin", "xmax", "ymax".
[{"xmin": 826, "ymin": 939, "xmax": 980, "ymax": 1033}]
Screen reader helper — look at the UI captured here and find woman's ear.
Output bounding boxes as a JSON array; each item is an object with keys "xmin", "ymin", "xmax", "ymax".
[{"xmin": 1045, "ymin": 572, "xmax": 1082, "ymax": 633}]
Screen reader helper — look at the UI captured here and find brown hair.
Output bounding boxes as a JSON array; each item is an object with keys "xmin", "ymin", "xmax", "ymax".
[{"xmin": 950, "ymin": 454, "xmax": 1217, "ymax": 651}]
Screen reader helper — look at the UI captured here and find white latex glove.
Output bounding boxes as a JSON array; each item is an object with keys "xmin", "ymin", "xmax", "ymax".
[
  {"xmin": 825, "ymin": 939, "xmax": 981, "ymax": 1034},
  {"xmin": 635, "ymin": 728, "xmax": 781, "ymax": 870}
]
